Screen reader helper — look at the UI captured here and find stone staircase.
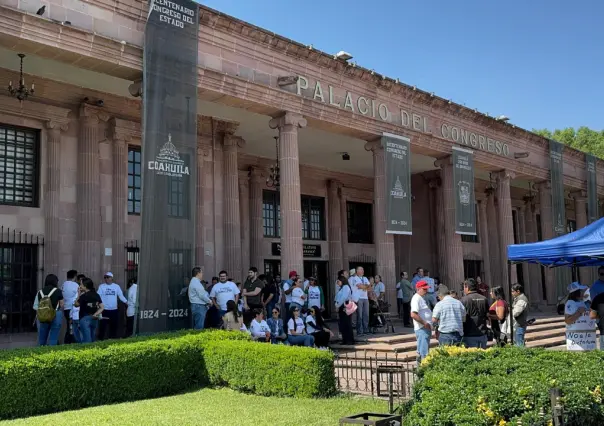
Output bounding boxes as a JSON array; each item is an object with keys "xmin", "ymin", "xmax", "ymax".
[{"xmin": 331, "ymin": 315, "xmax": 573, "ymax": 361}]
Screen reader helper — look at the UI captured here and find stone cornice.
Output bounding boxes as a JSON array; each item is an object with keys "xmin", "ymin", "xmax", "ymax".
[
  {"xmin": 0, "ymin": 95, "xmax": 70, "ymax": 130},
  {"xmin": 109, "ymin": 118, "xmax": 140, "ymax": 142}
]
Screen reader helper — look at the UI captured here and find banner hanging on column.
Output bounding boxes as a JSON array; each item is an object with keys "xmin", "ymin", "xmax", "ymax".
[
  {"xmin": 382, "ymin": 133, "xmax": 412, "ymax": 235},
  {"xmin": 587, "ymin": 154, "xmax": 598, "ymax": 224},
  {"xmin": 138, "ymin": 0, "xmax": 199, "ymax": 334},
  {"xmin": 549, "ymin": 140, "xmax": 566, "ymax": 236},
  {"xmin": 452, "ymin": 146, "xmax": 477, "ymax": 235}
]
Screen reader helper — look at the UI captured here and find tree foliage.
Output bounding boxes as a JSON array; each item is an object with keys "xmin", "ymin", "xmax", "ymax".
[{"xmin": 532, "ymin": 127, "xmax": 604, "ymax": 159}]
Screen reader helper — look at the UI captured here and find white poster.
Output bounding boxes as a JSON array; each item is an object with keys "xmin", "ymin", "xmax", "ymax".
[
  {"xmin": 566, "ymin": 330, "xmax": 597, "ymax": 351},
  {"xmin": 565, "ymin": 311, "xmax": 596, "ymax": 331}
]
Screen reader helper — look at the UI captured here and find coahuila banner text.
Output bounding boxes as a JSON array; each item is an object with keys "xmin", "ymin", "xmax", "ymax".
[
  {"xmin": 138, "ymin": 0, "xmax": 199, "ymax": 333},
  {"xmin": 382, "ymin": 133, "xmax": 412, "ymax": 234},
  {"xmin": 452, "ymin": 146, "xmax": 476, "ymax": 235}
]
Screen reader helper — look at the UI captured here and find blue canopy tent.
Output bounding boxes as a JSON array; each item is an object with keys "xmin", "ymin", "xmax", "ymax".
[{"xmin": 504, "ymin": 217, "xmax": 604, "ymax": 344}]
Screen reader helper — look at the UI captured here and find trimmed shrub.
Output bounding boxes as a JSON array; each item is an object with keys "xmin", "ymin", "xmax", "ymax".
[
  {"xmin": 0, "ymin": 330, "xmax": 248, "ymax": 419},
  {"xmin": 203, "ymin": 340, "xmax": 337, "ymax": 398},
  {"xmin": 402, "ymin": 346, "xmax": 604, "ymax": 426}
]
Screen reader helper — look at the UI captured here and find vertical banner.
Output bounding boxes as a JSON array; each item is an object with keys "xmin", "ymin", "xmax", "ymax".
[
  {"xmin": 138, "ymin": 0, "xmax": 199, "ymax": 333},
  {"xmin": 587, "ymin": 154, "xmax": 598, "ymax": 224},
  {"xmin": 452, "ymin": 147, "xmax": 477, "ymax": 235},
  {"xmin": 549, "ymin": 140, "xmax": 566, "ymax": 236},
  {"xmin": 382, "ymin": 133, "xmax": 412, "ymax": 234}
]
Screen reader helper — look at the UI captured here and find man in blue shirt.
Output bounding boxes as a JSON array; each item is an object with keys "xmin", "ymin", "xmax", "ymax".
[
  {"xmin": 590, "ymin": 267, "xmax": 604, "ymax": 301},
  {"xmin": 432, "ymin": 285, "xmax": 466, "ymax": 346}
]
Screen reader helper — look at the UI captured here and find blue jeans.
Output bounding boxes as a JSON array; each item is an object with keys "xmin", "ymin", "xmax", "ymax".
[
  {"xmin": 415, "ymin": 327, "xmax": 431, "ymax": 360},
  {"xmin": 72, "ymin": 320, "xmax": 81, "ymax": 343},
  {"xmin": 37, "ymin": 312, "xmax": 63, "ymax": 346},
  {"xmin": 191, "ymin": 303, "xmax": 209, "ymax": 330},
  {"xmin": 287, "ymin": 334, "xmax": 314, "ymax": 347},
  {"xmin": 356, "ymin": 298, "xmax": 369, "ymax": 334},
  {"xmin": 515, "ymin": 326, "xmax": 526, "ymax": 346},
  {"xmin": 438, "ymin": 331, "xmax": 462, "ymax": 346},
  {"xmin": 463, "ymin": 334, "xmax": 487, "ymax": 349},
  {"xmin": 79, "ymin": 315, "xmax": 99, "ymax": 343}
]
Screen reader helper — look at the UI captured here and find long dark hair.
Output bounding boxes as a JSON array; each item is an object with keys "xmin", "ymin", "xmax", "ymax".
[
  {"xmin": 492, "ymin": 286, "xmax": 505, "ymax": 301},
  {"xmin": 82, "ymin": 277, "xmax": 97, "ymax": 293},
  {"xmin": 226, "ymin": 299, "xmax": 240, "ymax": 320}
]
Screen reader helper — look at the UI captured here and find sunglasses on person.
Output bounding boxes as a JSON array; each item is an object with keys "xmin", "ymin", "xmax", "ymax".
[
  {"xmin": 103, "ymin": 276, "xmax": 111, "ymax": 279},
  {"xmin": 272, "ymin": 311, "xmax": 279, "ymax": 314},
  {"xmin": 293, "ymin": 309, "xmax": 299, "ymax": 312}
]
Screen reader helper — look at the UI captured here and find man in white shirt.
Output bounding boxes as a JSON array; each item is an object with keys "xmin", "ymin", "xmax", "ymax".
[
  {"xmin": 188, "ymin": 266, "xmax": 211, "ymax": 330},
  {"xmin": 209, "ymin": 270, "xmax": 240, "ymax": 316},
  {"xmin": 126, "ymin": 277, "xmax": 138, "ymax": 337},
  {"xmin": 410, "ymin": 280, "xmax": 433, "ymax": 362},
  {"xmin": 97, "ymin": 272, "xmax": 128, "ymax": 340},
  {"xmin": 61, "ymin": 269, "xmax": 80, "ymax": 344},
  {"xmin": 249, "ymin": 308, "xmax": 271, "ymax": 342},
  {"xmin": 350, "ymin": 266, "xmax": 371, "ymax": 336}
]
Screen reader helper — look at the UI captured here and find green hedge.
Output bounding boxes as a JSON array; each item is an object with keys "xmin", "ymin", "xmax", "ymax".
[
  {"xmin": 203, "ymin": 340, "xmax": 336, "ymax": 398},
  {"xmin": 403, "ymin": 346, "xmax": 604, "ymax": 426}
]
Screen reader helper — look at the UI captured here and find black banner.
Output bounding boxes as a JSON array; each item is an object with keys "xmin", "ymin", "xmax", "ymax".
[
  {"xmin": 382, "ymin": 133, "xmax": 412, "ymax": 234},
  {"xmin": 549, "ymin": 140, "xmax": 566, "ymax": 236},
  {"xmin": 452, "ymin": 147, "xmax": 476, "ymax": 235},
  {"xmin": 138, "ymin": 0, "xmax": 199, "ymax": 333},
  {"xmin": 272, "ymin": 243, "xmax": 321, "ymax": 258},
  {"xmin": 587, "ymin": 154, "xmax": 598, "ymax": 224}
]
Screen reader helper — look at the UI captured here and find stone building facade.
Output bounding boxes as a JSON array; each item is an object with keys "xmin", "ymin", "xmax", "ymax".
[{"xmin": 0, "ymin": 0, "xmax": 601, "ymax": 333}]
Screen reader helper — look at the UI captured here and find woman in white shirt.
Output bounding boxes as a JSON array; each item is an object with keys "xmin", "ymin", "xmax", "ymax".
[
  {"xmin": 290, "ymin": 277, "xmax": 306, "ymax": 311},
  {"xmin": 565, "ymin": 282, "xmax": 596, "ymax": 351},
  {"xmin": 287, "ymin": 306, "xmax": 314, "ymax": 347},
  {"xmin": 249, "ymin": 309, "xmax": 271, "ymax": 342},
  {"xmin": 335, "ymin": 276, "xmax": 355, "ymax": 345},
  {"xmin": 126, "ymin": 278, "xmax": 138, "ymax": 337},
  {"xmin": 306, "ymin": 307, "xmax": 333, "ymax": 349}
]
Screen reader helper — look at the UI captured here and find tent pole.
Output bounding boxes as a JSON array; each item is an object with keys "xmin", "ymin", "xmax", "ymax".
[{"xmin": 508, "ymin": 260, "xmax": 514, "ymax": 346}]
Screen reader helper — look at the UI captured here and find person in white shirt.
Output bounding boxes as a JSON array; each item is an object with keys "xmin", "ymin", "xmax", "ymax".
[
  {"xmin": 189, "ymin": 267, "xmax": 212, "ymax": 330},
  {"xmin": 410, "ymin": 280, "xmax": 433, "ymax": 362},
  {"xmin": 97, "ymin": 271, "xmax": 128, "ymax": 340},
  {"xmin": 290, "ymin": 277, "xmax": 306, "ymax": 311},
  {"xmin": 350, "ymin": 266, "xmax": 371, "ymax": 336},
  {"xmin": 249, "ymin": 309, "xmax": 271, "ymax": 342},
  {"xmin": 61, "ymin": 269, "xmax": 80, "ymax": 344},
  {"xmin": 209, "ymin": 270, "xmax": 240, "ymax": 316},
  {"xmin": 70, "ymin": 302, "xmax": 81, "ymax": 343},
  {"xmin": 565, "ymin": 282, "xmax": 596, "ymax": 351},
  {"xmin": 373, "ymin": 275, "xmax": 386, "ymax": 302},
  {"xmin": 126, "ymin": 277, "xmax": 138, "ymax": 337},
  {"xmin": 286, "ymin": 305, "xmax": 314, "ymax": 347},
  {"xmin": 307, "ymin": 277, "xmax": 324, "ymax": 312}
]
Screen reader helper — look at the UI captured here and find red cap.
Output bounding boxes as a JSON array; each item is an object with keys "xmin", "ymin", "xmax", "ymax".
[
  {"xmin": 289, "ymin": 270, "xmax": 298, "ymax": 279},
  {"xmin": 415, "ymin": 280, "xmax": 429, "ymax": 290}
]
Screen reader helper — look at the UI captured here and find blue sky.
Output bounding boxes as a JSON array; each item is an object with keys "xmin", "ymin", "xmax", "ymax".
[{"xmin": 201, "ymin": 0, "xmax": 603, "ymax": 132}]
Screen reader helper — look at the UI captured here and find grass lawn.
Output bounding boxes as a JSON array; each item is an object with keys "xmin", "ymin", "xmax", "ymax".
[{"xmin": 2, "ymin": 388, "xmax": 388, "ymax": 426}]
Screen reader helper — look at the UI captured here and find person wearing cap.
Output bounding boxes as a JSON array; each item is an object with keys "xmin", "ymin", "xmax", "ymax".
[
  {"xmin": 410, "ymin": 280, "xmax": 433, "ymax": 362},
  {"xmin": 97, "ymin": 272, "xmax": 128, "ymax": 340},
  {"xmin": 431, "ymin": 284, "xmax": 466, "ymax": 346},
  {"xmin": 565, "ymin": 282, "xmax": 596, "ymax": 351}
]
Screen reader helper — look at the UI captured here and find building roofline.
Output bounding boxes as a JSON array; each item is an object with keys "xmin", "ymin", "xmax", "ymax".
[{"xmin": 196, "ymin": 4, "xmax": 594, "ymax": 162}]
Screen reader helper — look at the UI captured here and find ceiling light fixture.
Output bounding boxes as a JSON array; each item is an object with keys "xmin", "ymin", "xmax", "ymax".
[{"xmin": 7, "ymin": 54, "xmax": 35, "ymax": 103}]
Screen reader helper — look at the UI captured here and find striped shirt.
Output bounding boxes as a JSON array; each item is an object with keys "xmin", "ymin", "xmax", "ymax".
[{"xmin": 432, "ymin": 296, "xmax": 466, "ymax": 335}]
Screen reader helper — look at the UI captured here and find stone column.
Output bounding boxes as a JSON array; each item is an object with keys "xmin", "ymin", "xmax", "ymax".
[
  {"xmin": 269, "ymin": 112, "xmax": 307, "ymax": 278},
  {"xmin": 250, "ymin": 167, "xmax": 265, "ymax": 272},
  {"xmin": 222, "ymin": 134, "xmax": 244, "ymax": 282},
  {"xmin": 430, "ymin": 177, "xmax": 446, "ymax": 279},
  {"xmin": 109, "ymin": 120, "xmax": 129, "ymax": 286},
  {"xmin": 340, "ymin": 187, "xmax": 349, "ymax": 271},
  {"xmin": 538, "ymin": 181, "xmax": 556, "ymax": 304},
  {"xmin": 572, "ymin": 190, "xmax": 589, "ymax": 283},
  {"xmin": 517, "ymin": 205, "xmax": 530, "ymax": 293},
  {"xmin": 76, "ymin": 105, "xmax": 107, "ymax": 279},
  {"xmin": 496, "ymin": 170, "xmax": 517, "ymax": 289},
  {"xmin": 477, "ymin": 199, "xmax": 492, "ymax": 287},
  {"xmin": 44, "ymin": 121, "xmax": 68, "ymax": 277},
  {"xmin": 328, "ymin": 180, "xmax": 343, "ymax": 291},
  {"xmin": 195, "ymin": 146, "xmax": 204, "ymax": 267},
  {"xmin": 523, "ymin": 196, "xmax": 543, "ymax": 302},
  {"xmin": 486, "ymin": 190, "xmax": 501, "ymax": 287},
  {"xmin": 365, "ymin": 141, "xmax": 397, "ymax": 305},
  {"xmin": 435, "ymin": 157, "xmax": 464, "ymax": 290},
  {"xmin": 239, "ymin": 170, "xmax": 251, "ymax": 278}
]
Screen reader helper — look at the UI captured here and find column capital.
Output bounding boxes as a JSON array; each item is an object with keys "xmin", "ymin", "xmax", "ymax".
[
  {"xmin": 46, "ymin": 120, "xmax": 69, "ymax": 133},
  {"xmin": 428, "ymin": 177, "xmax": 441, "ymax": 190},
  {"xmin": 434, "ymin": 156, "xmax": 452, "ymax": 169},
  {"xmin": 79, "ymin": 103, "xmax": 110, "ymax": 124},
  {"xmin": 238, "ymin": 170, "xmax": 250, "ymax": 188},
  {"xmin": 249, "ymin": 166, "xmax": 267, "ymax": 184},
  {"xmin": 571, "ymin": 190, "xmax": 587, "ymax": 201},
  {"xmin": 329, "ymin": 179, "xmax": 343, "ymax": 191},
  {"xmin": 223, "ymin": 135, "xmax": 245, "ymax": 150},
  {"xmin": 269, "ymin": 111, "xmax": 307, "ymax": 130},
  {"xmin": 364, "ymin": 139, "xmax": 383, "ymax": 153},
  {"xmin": 108, "ymin": 118, "xmax": 140, "ymax": 143},
  {"xmin": 536, "ymin": 180, "xmax": 551, "ymax": 191},
  {"xmin": 496, "ymin": 169, "xmax": 516, "ymax": 182},
  {"xmin": 216, "ymin": 119, "xmax": 240, "ymax": 136}
]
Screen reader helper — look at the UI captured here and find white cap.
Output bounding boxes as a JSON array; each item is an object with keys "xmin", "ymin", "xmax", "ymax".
[
  {"xmin": 349, "ymin": 268, "xmax": 356, "ymax": 275},
  {"xmin": 567, "ymin": 282, "xmax": 587, "ymax": 293},
  {"xmin": 104, "ymin": 272, "xmax": 114, "ymax": 278}
]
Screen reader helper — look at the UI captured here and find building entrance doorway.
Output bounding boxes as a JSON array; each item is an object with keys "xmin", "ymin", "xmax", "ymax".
[{"xmin": 303, "ymin": 260, "xmax": 330, "ymax": 316}]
